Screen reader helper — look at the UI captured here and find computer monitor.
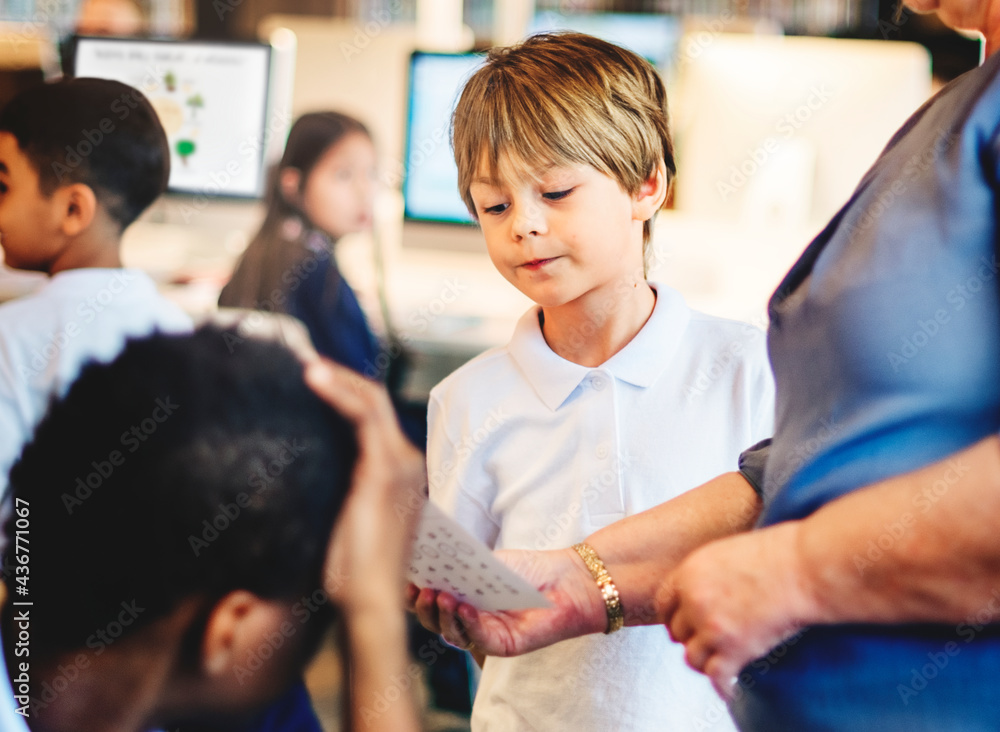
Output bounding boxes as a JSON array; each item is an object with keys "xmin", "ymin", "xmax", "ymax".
[
  {"xmin": 401, "ymin": 51, "xmax": 486, "ymax": 251},
  {"xmin": 403, "ymin": 51, "xmax": 483, "ymax": 225},
  {"xmin": 68, "ymin": 36, "xmax": 272, "ymax": 199},
  {"xmin": 528, "ymin": 11, "xmax": 682, "ymax": 72},
  {"xmin": 671, "ymin": 34, "xmax": 933, "ymax": 229}
]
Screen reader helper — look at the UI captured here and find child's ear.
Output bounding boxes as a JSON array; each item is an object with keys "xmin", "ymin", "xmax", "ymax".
[
  {"xmin": 631, "ymin": 160, "xmax": 669, "ymax": 223},
  {"xmin": 201, "ymin": 590, "xmax": 285, "ymax": 679},
  {"xmin": 55, "ymin": 183, "xmax": 97, "ymax": 237},
  {"xmin": 279, "ymin": 167, "xmax": 303, "ymax": 205}
]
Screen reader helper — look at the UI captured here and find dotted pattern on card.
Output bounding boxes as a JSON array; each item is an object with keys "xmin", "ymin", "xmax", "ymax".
[{"xmin": 407, "ymin": 501, "xmax": 551, "ymax": 612}]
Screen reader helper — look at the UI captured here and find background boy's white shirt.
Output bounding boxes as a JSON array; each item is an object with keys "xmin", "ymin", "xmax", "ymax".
[
  {"xmin": 0, "ymin": 268, "xmax": 192, "ymax": 553},
  {"xmin": 428, "ymin": 282, "xmax": 775, "ymax": 732}
]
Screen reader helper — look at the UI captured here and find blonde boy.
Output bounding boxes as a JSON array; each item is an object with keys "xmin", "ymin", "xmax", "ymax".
[{"xmin": 425, "ymin": 33, "xmax": 774, "ymax": 730}]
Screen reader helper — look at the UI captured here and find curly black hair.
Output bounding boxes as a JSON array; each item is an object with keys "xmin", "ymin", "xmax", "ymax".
[{"xmin": 6, "ymin": 325, "xmax": 356, "ymax": 657}]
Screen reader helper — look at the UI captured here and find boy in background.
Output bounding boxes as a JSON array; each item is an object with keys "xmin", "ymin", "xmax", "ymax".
[
  {"xmin": 0, "ymin": 78, "xmax": 191, "ymax": 537},
  {"xmin": 416, "ymin": 33, "xmax": 774, "ymax": 730}
]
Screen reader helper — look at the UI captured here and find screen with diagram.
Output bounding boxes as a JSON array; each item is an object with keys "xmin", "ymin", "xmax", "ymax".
[{"xmin": 71, "ymin": 37, "xmax": 271, "ymax": 198}]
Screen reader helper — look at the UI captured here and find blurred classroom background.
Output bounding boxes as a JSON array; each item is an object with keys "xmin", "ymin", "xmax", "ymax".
[{"xmin": 0, "ymin": 0, "xmax": 983, "ymax": 728}]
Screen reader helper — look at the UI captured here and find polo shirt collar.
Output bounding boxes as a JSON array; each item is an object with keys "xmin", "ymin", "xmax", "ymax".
[{"xmin": 508, "ymin": 282, "xmax": 691, "ymax": 411}]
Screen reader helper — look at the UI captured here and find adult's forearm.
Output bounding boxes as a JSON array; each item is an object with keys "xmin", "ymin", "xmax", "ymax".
[
  {"xmin": 586, "ymin": 471, "xmax": 762, "ymax": 626},
  {"xmin": 791, "ymin": 435, "xmax": 1000, "ymax": 627}
]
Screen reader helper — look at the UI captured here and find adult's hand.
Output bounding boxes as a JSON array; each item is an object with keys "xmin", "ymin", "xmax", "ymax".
[
  {"xmin": 407, "ymin": 547, "xmax": 606, "ymax": 656},
  {"xmin": 663, "ymin": 521, "xmax": 823, "ymax": 697}
]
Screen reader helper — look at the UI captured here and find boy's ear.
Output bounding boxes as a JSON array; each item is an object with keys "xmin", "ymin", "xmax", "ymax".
[
  {"xmin": 279, "ymin": 167, "xmax": 303, "ymax": 205},
  {"xmin": 631, "ymin": 160, "xmax": 669, "ymax": 223},
  {"xmin": 54, "ymin": 183, "xmax": 97, "ymax": 237},
  {"xmin": 200, "ymin": 590, "xmax": 289, "ymax": 679}
]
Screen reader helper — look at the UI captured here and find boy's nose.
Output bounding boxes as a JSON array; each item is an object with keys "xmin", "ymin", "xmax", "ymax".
[{"xmin": 511, "ymin": 202, "xmax": 546, "ymax": 240}]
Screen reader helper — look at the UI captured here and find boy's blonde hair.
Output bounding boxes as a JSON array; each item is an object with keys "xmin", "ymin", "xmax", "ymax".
[{"xmin": 452, "ymin": 32, "xmax": 676, "ymax": 268}]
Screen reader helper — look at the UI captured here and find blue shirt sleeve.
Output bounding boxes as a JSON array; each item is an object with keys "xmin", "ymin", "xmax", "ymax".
[{"xmin": 738, "ymin": 438, "xmax": 771, "ymax": 498}]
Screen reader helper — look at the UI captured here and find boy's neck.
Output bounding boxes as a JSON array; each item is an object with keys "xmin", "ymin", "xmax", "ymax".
[
  {"xmin": 1, "ymin": 606, "xmax": 178, "ymax": 732},
  {"xmin": 46, "ymin": 214, "xmax": 123, "ymax": 276},
  {"xmin": 47, "ymin": 238, "xmax": 122, "ymax": 276},
  {"xmin": 540, "ymin": 278, "xmax": 656, "ymax": 367}
]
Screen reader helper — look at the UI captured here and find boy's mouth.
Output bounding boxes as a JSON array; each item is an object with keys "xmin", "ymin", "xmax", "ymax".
[{"xmin": 520, "ymin": 257, "xmax": 558, "ymax": 271}]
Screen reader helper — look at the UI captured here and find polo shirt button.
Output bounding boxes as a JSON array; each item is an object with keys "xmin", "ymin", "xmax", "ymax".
[{"xmin": 591, "ymin": 374, "xmax": 606, "ymax": 390}]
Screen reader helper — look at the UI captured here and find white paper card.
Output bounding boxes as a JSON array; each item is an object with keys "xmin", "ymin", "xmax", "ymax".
[{"xmin": 407, "ymin": 501, "xmax": 552, "ymax": 612}]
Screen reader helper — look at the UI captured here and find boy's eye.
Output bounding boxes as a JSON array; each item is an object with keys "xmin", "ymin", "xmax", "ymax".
[
  {"xmin": 482, "ymin": 202, "xmax": 508, "ymax": 215},
  {"xmin": 543, "ymin": 188, "xmax": 573, "ymax": 201},
  {"xmin": 0, "ymin": 181, "xmax": 7, "ymax": 194}
]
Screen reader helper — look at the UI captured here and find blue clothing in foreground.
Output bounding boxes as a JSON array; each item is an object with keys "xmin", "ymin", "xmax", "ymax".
[{"xmin": 733, "ymin": 51, "xmax": 1000, "ymax": 729}]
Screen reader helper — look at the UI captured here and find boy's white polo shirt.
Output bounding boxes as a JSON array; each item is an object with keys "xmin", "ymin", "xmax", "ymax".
[
  {"xmin": 428, "ymin": 282, "xmax": 774, "ymax": 732},
  {"xmin": 428, "ymin": 281, "xmax": 774, "ymax": 553}
]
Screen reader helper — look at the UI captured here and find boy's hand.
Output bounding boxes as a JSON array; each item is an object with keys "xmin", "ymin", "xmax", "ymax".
[
  {"xmin": 407, "ymin": 548, "xmax": 607, "ymax": 656},
  {"xmin": 306, "ymin": 358, "xmax": 425, "ymax": 731},
  {"xmin": 304, "ymin": 359, "xmax": 426, "ymax": 612}
]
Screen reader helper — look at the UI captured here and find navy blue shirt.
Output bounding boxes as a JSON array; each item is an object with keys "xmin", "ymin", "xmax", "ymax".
[
  {"xmin": 284, "ymin": 235, "xmax": 381, "ymax": 378},
  {"xmin": 733, "ymin": 51, "xmax": 1000, "ymax": 731},
  {"xmin": 283, "ymin": 234, "xmax": 426, "ymax": 448}
]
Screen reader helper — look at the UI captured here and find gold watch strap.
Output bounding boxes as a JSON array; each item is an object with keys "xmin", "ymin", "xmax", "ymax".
[{"xmin": 572, "ymin": 542, "xmax": 625, "ymax": 634}]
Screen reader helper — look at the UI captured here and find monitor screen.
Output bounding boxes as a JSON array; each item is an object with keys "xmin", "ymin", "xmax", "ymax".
[
  {"xmin": 528, "ymin": 11, "xmax": 682, "ymax": 71},
  {"xmin": 403, "ymin": 51, "xmax": 484, "ymax": 226},
  {"xmin": 69, "ymin": 36, "xmax": 271, "ymax": 198}
]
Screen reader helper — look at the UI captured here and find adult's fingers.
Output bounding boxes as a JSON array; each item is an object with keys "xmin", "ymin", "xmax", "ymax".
[
  {"xmin": 412, "ymin": 587, "xmax": 444, "ymax": 634},
  {"xmin": 666, "ymin": 606, "xmax": 695, "ymax": 645},
  {"xmin": 682, "ymin": 634, "xmax": 715, "ymax": 673},
  {"xmin": 437, "ymin": 591, "xmax": 471, "ymax": 648},
  {"xmin": 404, "ymin": 583, "xmax": 421, "ymax": 612},
  {"xmin": 704, "ymin": 653, "xmax": 741, "ymax": 700}
]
